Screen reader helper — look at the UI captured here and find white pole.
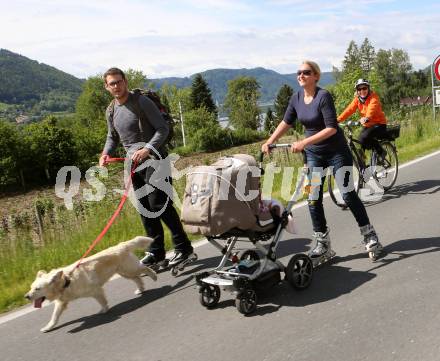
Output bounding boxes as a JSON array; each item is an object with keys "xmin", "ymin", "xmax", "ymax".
[
  {"xmin": 179, "ymin": 101, "xmax": 186, "ymax": 147},
  {"xmin": 431, "ymin": 63, "xmax": 436, "ymax": 121}
]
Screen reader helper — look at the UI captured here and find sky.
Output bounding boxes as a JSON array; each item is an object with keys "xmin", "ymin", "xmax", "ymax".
[{"xmin": 1, "ymin": 0, "xmax": 439, "ymax": 79}]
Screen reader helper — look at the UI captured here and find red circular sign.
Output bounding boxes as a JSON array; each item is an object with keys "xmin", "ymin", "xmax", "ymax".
[{"xmin": 435, "ymin": 55, "xmax": 440, "ymax": 81}]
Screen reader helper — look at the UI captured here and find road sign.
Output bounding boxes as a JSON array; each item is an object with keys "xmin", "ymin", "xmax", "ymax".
[
  {"xmin": 434, "ymin": 55, "xmax": 440, "ymax": 81},
  {"xmin": 436, "ymin": 89, "xmax": 440, "ymax": 106}
]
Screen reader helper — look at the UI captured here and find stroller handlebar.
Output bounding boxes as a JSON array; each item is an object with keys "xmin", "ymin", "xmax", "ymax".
[{"xmin": 259, "ymin": 145, "xmax": 307, "ymax": 164}]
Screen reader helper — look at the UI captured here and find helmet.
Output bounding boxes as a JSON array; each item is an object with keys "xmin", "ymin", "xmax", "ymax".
[{"xmin": 354, "ymin": 78, "xmax": 370, "ymax": 89}]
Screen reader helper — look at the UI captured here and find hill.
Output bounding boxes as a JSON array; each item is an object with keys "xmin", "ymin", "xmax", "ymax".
[
  {"xmin": 0, "ymin": 49, "xmax": 336, "ymax": 119},
  {"xmin": 0, "ymin": 49, "xmax": 83, "ymax": 119},
  {"xmin": 151, "ymin": 67, "xmax": 335, "ymax": 104}
]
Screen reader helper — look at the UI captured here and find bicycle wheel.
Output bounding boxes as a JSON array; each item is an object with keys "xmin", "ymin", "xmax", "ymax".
[
  {"xmin": 371, "ymin": 141, "xmax": 398, "ymax": 191},
  {"xmin": 328, "ymin": 158, "xmax": 361, "ymax": 208}
]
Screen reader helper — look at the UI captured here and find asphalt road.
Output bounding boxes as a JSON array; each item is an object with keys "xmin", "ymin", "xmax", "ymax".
[{"xmin": 2, "ymin": 151, "xmax": 440, "ymax": 361}]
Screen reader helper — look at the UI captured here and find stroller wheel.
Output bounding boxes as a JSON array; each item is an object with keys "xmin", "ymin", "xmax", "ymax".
[
  {"xmin": 238, "ymin": 250, "xmax": 260, "ymax": 261},
  {"xmin": 199, "ymin": 284, "xmax": 220, "ymax": 309},
  {"xmin": 285, "ymin": 254, "xmax": 313, "ymax": 290},
  {"xmin": 235, "ymin": 289, "xmax": 257, "ymax": 315}
]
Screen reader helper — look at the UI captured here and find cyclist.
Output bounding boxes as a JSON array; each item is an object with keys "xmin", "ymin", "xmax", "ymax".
[
  {"xmin": 337, "ymin": 79, "xmax": 388, "ymax": 160},
  {"xmin": 262, "ymin": 61, "xmax": 382, "ymax": 263}
]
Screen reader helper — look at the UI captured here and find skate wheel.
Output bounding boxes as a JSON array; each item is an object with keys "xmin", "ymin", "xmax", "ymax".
[
  {"xmin": 369, "ymin": 251, "xmax": 377, "ymax": 261},
  {"xmin": 161, "ymin": 259, "xmax": 170, "ymax": 268},
  {"xmin": 171, "ymin": 267, "xmax": 179, "ymax": 277},
  {"xmin": 285, "ymin": 254, "xmax": 313, "ymax": 290},
  {"xmin": 238, "ymin": 250, "xmax": 260, "ymax": 261},
  {"xmin": 199, "ymin": 284, "xmax": 220, "ymax": 309},
  {"xmin": 190, "ymin": 253, "xmax": 198, "ymax": 261},
  {"xmin": 235, "ymin": 289, "xmax": 257, "ymax": 315}
]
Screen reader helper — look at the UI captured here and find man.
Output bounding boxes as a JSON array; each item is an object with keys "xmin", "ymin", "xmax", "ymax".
[{"xmin": 100, "ymin": 67, "xmax": 194, "ymax": 267}]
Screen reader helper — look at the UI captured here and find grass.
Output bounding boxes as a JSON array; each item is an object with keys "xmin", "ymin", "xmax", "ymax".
[{"xmin": 1, "ymin": 108, "xmax": 439, "ymax": 313}]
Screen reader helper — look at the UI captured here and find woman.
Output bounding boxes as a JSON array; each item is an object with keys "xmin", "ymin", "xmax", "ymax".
[
  {"xmin": 338, "ymin": 78, "xmax": 388, "ymax": 157},
  {"xmin": 262, "ymin": 61, "xmax": 382, "ymax": 262}
]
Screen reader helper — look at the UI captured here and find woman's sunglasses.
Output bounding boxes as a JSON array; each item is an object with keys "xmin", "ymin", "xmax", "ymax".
[
  {"xmin": 356, "ymin": 86, "xmax": 369, "ymax": 91},
  {"xmin": 296, "ymin": 70, "xmax": 313, "ymax": 76}
]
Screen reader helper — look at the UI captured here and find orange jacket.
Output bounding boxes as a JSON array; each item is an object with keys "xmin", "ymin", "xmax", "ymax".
[{"xmin": 337, "ymin": 91, "xmax": 387, "ymax": 128}]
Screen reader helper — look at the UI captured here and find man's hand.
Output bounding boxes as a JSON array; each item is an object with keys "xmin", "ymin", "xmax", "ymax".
[
  {"xmin": 99, "ymin": 154, "xmax": 109, "ymax": 167},
  {"xmin": 291, "ymin": 140, "xmax": 305, "ymax": 153},
  {"xmin": 131, "ymin": 148, "xmax": 150, "ymax": 163}
]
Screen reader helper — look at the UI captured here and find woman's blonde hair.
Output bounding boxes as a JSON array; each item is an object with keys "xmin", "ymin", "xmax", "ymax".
[{"xmin": 302, "ymin": 60, "xmax": 321, "ymax": 82}]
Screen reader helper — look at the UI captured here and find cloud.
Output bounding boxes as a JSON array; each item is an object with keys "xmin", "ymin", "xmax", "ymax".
[{"xmin": 1, "ymin": 0, "xmax": 438, "ymax": 78}]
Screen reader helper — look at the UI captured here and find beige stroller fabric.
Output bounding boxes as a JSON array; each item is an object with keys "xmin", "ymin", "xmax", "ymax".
[{"xmin": 181, "ymin": 154, "xmax": 270, "ymax": 236}]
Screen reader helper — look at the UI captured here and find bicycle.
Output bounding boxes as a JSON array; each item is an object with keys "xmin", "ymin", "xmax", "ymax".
[{"xmin": 328, "ymin": 121, "xmax": 400, "ymax": 208}]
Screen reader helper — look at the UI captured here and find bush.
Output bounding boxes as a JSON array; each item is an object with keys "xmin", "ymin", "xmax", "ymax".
[
  {"xmin": 231, "ymin": 128, "xmax": 265, "ymax": 146},
  {"xmin": 190, "ymin": 127, "xmax": 233, "ymax": 152}
]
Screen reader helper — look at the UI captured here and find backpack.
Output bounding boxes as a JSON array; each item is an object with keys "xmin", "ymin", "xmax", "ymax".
[{"xmin": 107, "ymin": 88, "xmax": 175, "ymax": 148}]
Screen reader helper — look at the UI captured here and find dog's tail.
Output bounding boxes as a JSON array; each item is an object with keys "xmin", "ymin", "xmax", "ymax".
[{"xmin": 124, "ymin": 236, "xmax": 154, "ymax": 252}]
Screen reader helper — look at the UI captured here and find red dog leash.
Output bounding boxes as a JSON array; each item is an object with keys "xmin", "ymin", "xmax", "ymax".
[{"xmin": 74, "ymin": 157, "xmax": 134, "ymax": 269}]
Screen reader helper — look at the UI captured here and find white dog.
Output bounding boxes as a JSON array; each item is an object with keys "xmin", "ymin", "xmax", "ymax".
[{"xmin": 25, "ymin": 236, "xmax": 157, "ymax": 332}]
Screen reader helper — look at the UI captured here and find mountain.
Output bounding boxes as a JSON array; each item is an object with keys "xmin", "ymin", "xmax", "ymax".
[
  {"xmin": 151, "ymin": 67, "xmax": 335, "ymax": 104},
  {"xmin": 0, "ymin": 49, "xmax": 336, "ymax": 120},
  {"xmin": 0, "ymin": 49, "xmax": 83, "ymax": 117}
]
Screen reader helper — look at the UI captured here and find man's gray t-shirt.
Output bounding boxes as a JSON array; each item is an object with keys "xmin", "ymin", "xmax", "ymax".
[
  {"xmin": 103, "ymin": 93, "xmax": 169, "ymax": 156},
  {"xmin": 283, "ymin": 87, "xmax": 346, "ymax": 153}
]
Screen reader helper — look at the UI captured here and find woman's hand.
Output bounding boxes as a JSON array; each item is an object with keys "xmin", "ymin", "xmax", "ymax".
[
  {"xmin": 291, "ymin": 140, "xmax": 305, "ymax": 153},
  {"xmin": 261, "ymin": 142, "xmax": 272, "ymax": 154}
]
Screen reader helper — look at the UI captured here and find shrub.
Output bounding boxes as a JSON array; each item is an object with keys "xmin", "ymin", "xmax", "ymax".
[{"xmin": 190, "ymin": 127, "xmax": 233, "ymax": 152}]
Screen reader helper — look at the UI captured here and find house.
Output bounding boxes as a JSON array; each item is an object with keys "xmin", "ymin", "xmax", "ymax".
[{"xmin": 399, "ymin": 96, "xmax": 432, "ymax": 107}]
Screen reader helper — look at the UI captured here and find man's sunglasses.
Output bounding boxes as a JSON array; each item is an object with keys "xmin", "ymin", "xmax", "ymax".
[
  {"xmin": 356, "ymin": 86, "xmax": 369, "ymax": 91},
  {"xmin": 296, "ymin": 70, "xmax": 313, "ymax": 76}
]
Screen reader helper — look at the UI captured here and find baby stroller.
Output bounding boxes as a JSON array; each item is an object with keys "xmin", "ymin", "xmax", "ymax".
[{"xmin": 181, "ymin": 145, "xmax": 314, "ymax": 314}]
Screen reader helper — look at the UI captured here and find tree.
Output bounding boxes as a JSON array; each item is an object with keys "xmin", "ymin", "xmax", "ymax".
[
  {"xmin": 342, "ymin": 40, "xmax": 361, "ymax": 73},
  {"xmin": 183, "ymin": 107, "xmax": 219, "ymax": 141},
  {"xmin": 23, "ymin": 116, "xmax": 77, "ymax": 183},
  {"xmin": 0, "ymin": 120, "xmax": 20, "ymax": 187},
  {"xmin": 264, "ymin": 107, "xmax": 275, "ymax": 133},
  {"xmin": 359, "ymin": 38, "xmax": 376, "ymax": 74},
  {"xmin": 75, "ymin": 75, "xmax": 111, "ymax": 127},
  {"xmin": 274, "ymin": 84, "xmax": 293, "ymax": 123},
  {"xmin": 182, "ymin": 107, "xmax": 226, "ymax": 151},
  {"xmin": 327, "ymin": 67, "xmax": 363, "ymax": 113},
  {"xmin": 125, "ymin": 69, "xmax": 148, "ymax": 89},
  {"xmin": 224, "ymin": 76, "xmax": 260, "ymax": 130},
  {"xmin": 190, "ymin": 74, "xmax": 217, "ymax": 115},
  {"xmin": 160, "ymin": 84, "xmax": 191, "ymax": 118},
  {"xmin": 374, "ymin": 48, "xmax": 413, "ymax": 109}
]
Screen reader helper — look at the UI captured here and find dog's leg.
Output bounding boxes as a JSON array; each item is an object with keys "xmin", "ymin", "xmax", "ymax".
[
  {"xmin": 133, "ymin": 276, "xmax": 145, "ymax": 295},
  {"xmin": 140, "ymin": 266, "xmax": 157, "ymax": 282},
  {"xmin": 41, "ymin": 300, "xmax": 67, "ymax": 333},
  {"xmin": 93, "ymin": 288, "xmax": 109, "ymax": 314}
]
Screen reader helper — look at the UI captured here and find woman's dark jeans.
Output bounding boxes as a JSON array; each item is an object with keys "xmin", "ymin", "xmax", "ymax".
[{"xmin": 305, "ymin": 146, "xmax": 370, "ymax": 233}]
